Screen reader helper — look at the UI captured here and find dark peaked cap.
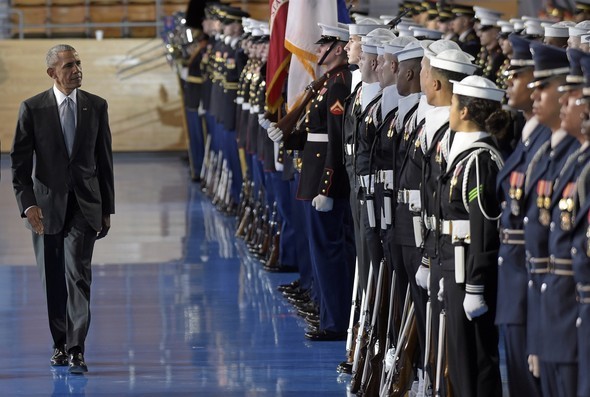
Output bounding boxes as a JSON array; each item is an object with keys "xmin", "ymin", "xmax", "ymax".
[{"xmin": 528, "ymin": 42, "xmax": 569, "ymax": 88}]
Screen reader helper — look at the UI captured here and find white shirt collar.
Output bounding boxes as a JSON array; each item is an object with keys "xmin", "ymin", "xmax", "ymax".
[
  {"xmin": 446, "ymin": 131, "xmax": 490, "ymax": 170},
  {"xmin": 381, "ymin": 84, "xmax": 400, "ymax": 118},
  {"xmin": 551, "ymin": 128, "xmax": 567, "ymax": 149},
  {"xmin": 351, "ymin": 69, "xmax": 362, "ymax": 94},
  {"xmin": 396, "ymin": 92, "xmax": 421, "ymax": 132},
  {"xmin": 521, "ymin": 115, "xmax": 539, "ymax": 142},
  {"xmin": 361, "ymin": 81, "xmax": 381, "ymax": 112},
  {"xmin": 53, "ymin": 85, "xmax": 77, "ymax": 106},
  {"xmin": 424, "ymin": 106, "xmax": 450, "ymax": 149},
  {"xmin": 416, "ymin": 94, "xmax": 434, "ymax": 124}
]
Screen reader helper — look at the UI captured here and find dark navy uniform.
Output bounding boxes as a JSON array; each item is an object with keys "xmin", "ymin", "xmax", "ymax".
[
  {"xmin": 496, "ymin": 117, "xmax": 549, "ymax": 397},
  {"xmin": 284, "ymin": 63, "xmax": 354, "ymax": 334},
  {"xmin": 437, "ymin": 134, "xmax": 503, "ymax": 397}
]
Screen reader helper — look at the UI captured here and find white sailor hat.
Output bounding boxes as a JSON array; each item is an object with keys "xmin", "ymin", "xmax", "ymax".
[
  {"xmin": 355, "ymin": 17, "xmax": 382, "ymax": 25},
  {"xmin": 473, "ymin": 6, "xmax": 503, "ymax": 20},
  {"xmin": 361, "ymin": 36, "xmax": 384, "ymax": 54},
  {"xmin": 349, "ymin": 23, "xmax": 386, "ymax": 36},
  {"xmin": 582, "ymin": 33, "xmax": 590, "ymax": 43},
  {"xmin": 410, "ymin": 26, "xmax": 443, "ymax": 39},
  {"xmin": 497, "ymin": 20, "xmax": 514, "ymax": 35},
  {"xmin": 545, "ymin": 21, "xmax": 575, "ymax": 38},
  {"xmin": 421, "ymin": 39, "xmax": 462, "ymax": 58},
  {"xmin": 366, "ymin": 27, "xmax": 397, "ymax": 40},
  {"xmin": 569, "ymin": 20, "xmax": 590, "ymax": 37},
  {"xmin": 478, "ymin": 17, "xmax": 500, "ymax": 30},
  {"xmin": 316, "ymin": 23, "xmax": 349, "ymax": 44},
  {"xmin": 451, "ymin": 75, "xmax": 505, "ymax": 102},
  {"xmin": 394, "ymin": 41, "xmax": 425, "ymax": 62},
  {"xmin": 383, "ymin": 36, "xmax": 418, "ymax": 55},
  {"xmin": 430, "ymin": 49, "xmax": 479, "ymax": 74}
]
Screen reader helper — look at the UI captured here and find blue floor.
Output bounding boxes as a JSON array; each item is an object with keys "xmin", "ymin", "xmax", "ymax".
[{"xmin": 0, "ymin": 153, "xmax": 350, "ymax": 396}]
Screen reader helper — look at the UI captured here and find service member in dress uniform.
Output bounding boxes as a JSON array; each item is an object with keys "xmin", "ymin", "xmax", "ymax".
[
  {"xmin": 495, "ymin": 33, "xmax": 547, "ymax": 397},
  {"xmin": 437, "ymin": 75, "xmax": 506, "ymax": 397},
  {"xmin": 476, "ymin": 17, "xmax": 506, "ymax": 87},
  {"xmin": 523, "ymin": 41, "xmax": 581, "ymax": 382},
  {"xmin": 571, "ymin": 54, "xmax": 590, "ymax": 397},
  {"xmin": 450, "ymin": 5, "xmax": 480, "ymax": 58},
  {"xmin": 537, "ymin": 48, "xmax": 590, "ymax": 397},
  {"xmin": 268, "ymin": 23, "xmax": 354, "ymax": 341}
]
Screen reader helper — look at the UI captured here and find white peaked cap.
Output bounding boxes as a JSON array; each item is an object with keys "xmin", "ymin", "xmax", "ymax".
[
  {"xmin": 430, "ymin": 49, "xmax": 479, "ymax": 74},
  {"xmin": 452, "ymin": 75, "xmax": 505, "ymax": 102},
  {"xmin": 349, "ymin": 23, "xmax": 386, "ymax": 36}
]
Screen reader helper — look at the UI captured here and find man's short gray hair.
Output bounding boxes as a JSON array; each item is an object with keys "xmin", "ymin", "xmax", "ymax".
[{"xmin": 46, "ymin": 44, "xmax": 76, "ymax": 68}]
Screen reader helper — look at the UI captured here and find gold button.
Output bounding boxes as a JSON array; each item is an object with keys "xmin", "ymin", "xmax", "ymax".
[
  {"xmin": 322, "ymin": 189, "xmax": 326, "ymax": 193},
  {"xmin": 324, "ymin": 180, "xmax": 328, "ymax": 184},
  {"xmin": 326, "ymin": 172, "xmax": 330, "ymax": 175},
  {"xmin": 316, "ymin": 153, "xmax": 320, "ymax": 158}
]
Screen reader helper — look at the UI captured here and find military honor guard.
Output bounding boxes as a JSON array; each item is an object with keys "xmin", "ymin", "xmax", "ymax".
[
  {"xmin": 496, "ymin": 33, "xmax": 548, "ymax": 397},
  {"xmin": 523, "ymin": 42, "xmax": 580, "ymax": 382}
]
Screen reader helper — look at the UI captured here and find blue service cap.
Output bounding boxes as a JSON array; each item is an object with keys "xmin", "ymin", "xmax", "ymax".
[
  {"xmin": 528, "ymin": 41, "xmax": 569, "ymax": 88},
  {"xmin": 563, "ymin": 48, "xmax": 587, "ymax": 89},
  {"xmin": 578, "ymin": 53, "xmax": 590, "ymax": 99}
]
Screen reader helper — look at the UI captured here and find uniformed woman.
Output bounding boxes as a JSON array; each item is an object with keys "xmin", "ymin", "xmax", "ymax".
[{"xmin": 436, "ymin": 76, "xmax": 505, "ymax": 397}]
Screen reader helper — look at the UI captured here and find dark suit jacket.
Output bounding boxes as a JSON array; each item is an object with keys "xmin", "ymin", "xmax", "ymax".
[{"xmin": 11, "ymin": 88, "xmax": 115, "ymax": 235}]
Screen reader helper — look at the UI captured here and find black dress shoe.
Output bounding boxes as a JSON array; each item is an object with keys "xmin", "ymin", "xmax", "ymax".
[
  {"xmin": 50, "ymin": 347, "xmax": 68, "ymax": 366},
  {"xmin": 277, "ymin": 279, "xmax": 300, "ymax": 292},
  {"xmin": 305, "ymin": 314, "xmax": 320, "ymax": 327},
  {"xmin": 264, "ymin": 264, "xmax": 298, "ymax": 273},
  {"xmin": 337, "ymin": 361, "xmax": 353, "ymax": 374},
  {"xmin": 68, "ymin": 352, "xmax": 88, "ymax": 374},
  {"xmin": 304, "ymin": 329, "xmax": 347, "ymax": 341}
]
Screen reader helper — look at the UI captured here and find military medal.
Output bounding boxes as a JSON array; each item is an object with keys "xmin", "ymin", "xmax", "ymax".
[
  {"xmin": 559, "ymin": 182, "xmax": 576, "ymax": 231},
  {"xmin": 509, "ymin": 171, "xmax": 524, "ymax": 216},
  {"xmin": 449, "ymin": 165, "xmax": 463, "ymax": 202},
  {"xmin": 537, "ymin": 180, "xmax": 552, "ymax": 226},
  {"xmin": 435, "ymin": 141, "xmax": 442, "ymax": 164},
  {"xmin": 387, "ymin": 117, "xmax": 395, "ymax": 138}
]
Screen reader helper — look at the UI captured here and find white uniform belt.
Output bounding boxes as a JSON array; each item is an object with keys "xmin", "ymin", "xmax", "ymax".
[
  {"xmin": 397, "ymin": 189, "xmax": 419, "ymax": 204},
  {"xmin": 440, "ymin": 220, "xmax": 470, "ymax": 241},
  {"xmin": 500, "ymin": 228, "xmax": 525, "ymax": 245},
  {"xmin": 345, "ymin": 143, "xmax": 355, "ymax": 156},
  {"xmin": 307, "ymin": 133, "xmax": 329, "ymax": 142},
  {"xmin": 528, "ymin": 256, "xmax": 573, "ymax": 276},
  {"xmin": 250, "ymin": 105, "xmax": 260, "ymax": 114},
  {"xmin": 242, "ymin": 103, "xmax": 251, "ymax": 110}
]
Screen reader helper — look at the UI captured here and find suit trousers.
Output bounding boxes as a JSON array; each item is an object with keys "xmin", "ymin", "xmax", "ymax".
[
  {"xmin": 33, "ymin": 193, "xmax": 97, "ymax": 353},
  {"xmin": 500, "ymin": 324, "xmax": 542, "ymax": 397}
]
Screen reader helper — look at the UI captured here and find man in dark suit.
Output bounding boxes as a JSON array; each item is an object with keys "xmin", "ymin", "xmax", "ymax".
[{"xmin": 11, "ymin": 44, "xmax": 115, "ymax": 374}]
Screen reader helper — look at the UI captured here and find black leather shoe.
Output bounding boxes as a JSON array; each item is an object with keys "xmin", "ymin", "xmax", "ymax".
[
  {"xmin": 305, "ymin": 314, "xmax": 320, "ymax": 327},
  {"xmin": 50, "ymin": 347, "xmax": 68, "ymax": 366},
  {"xmin": 68, "ymin": 352, "xmax": 88, "ymax": 374},
  {"xmin": 277, "ymin": 279, "xmax": 300, "ymax": 293},
  {"xmin": 337, "ymin": 361, "xmax": 353, "ymax": 374},
  {"xmin": 304, "ymin": 329, "xmax": 346, "ymax": 341}
]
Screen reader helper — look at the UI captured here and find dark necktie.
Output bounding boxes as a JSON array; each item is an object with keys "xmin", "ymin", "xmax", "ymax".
[{"xmin": 62, "ymin": 97, "xmax": 75, "ymax": 156}]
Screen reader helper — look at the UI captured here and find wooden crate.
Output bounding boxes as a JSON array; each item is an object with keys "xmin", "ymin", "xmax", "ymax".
[
  {"xmin": 11, "ymin": 5, "xmax": 48, "ymax": 35},
  {"xmin": 89, "ymin": 4, "xmax": 125, "ymax": 38},
  {"xmin": 50, "ymin": 5, "xmax": 87, "ymax": 34}
]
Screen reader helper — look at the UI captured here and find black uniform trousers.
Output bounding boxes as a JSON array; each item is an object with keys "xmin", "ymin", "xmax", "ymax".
[{"xmin": 33, "ymin": 192, "xmax": 97, "ymax": 353}]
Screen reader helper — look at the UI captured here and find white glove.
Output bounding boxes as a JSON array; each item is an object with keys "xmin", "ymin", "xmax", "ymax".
[
  {"xmin": 267, "ymin": 122, "xmax": 284, "ymax": 142},
  {"xmin": 463, "ymin": 293, "xmax": 488, "ymax": 321},
  {"xmin": 528, "ymin": 354, "xmax": 540, "ymax": 378},
  {"xmin": 197, "ymin": 102, "xmax": 206, "ymax": 116},
  {"xmin": 258, "ymin": 114, "xmax": 272, "ymax": 130},
  {"xmin": 415, "ymin": 265, "xmax": 430, "ymax": 290},
  {"xmin": 312, "ymin": 194, "xmax": 334, "ymax": 212},
  {"xmin": 437, "ymin": 277, "xmax": 444, "ymax": 302}
]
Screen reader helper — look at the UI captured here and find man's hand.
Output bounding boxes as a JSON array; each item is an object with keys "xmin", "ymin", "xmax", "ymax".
[
  {"xmin": 312, "ymin": 194, "xmax": 333, "ymax": 212},
  {"xmin": 26, "ymin": 206, "xmax": 44, "ymax": 235},
  {"xmin": 463, "ymin": 293, "xmax": 489, "ymax": 321},
  {"xmin": 267, "ymin": 122, "xmax": 284, "ymax": 142},
  {"xmin": 97, "ymin": 215, "xmax": 111, "ymax": 240}
]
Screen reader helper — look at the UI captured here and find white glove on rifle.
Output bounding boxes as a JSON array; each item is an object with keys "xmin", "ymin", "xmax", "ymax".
[
  {"xmin": 415, "ymin": 265, "xmax": 429, "ymax": 290},
  {"xmin": 463, "ymin": 292, "xmax": 488, "ymax": 321},
  {"xmin": 258, "ymin": 114, "xmax": 272, "ymax": 130},
  {"xmin": 437, "ymin": 277, "xmax": 444, "ymax": 302},
  {"xmin": 267, "ymin": 122, "xmax": 284, "ymax": 142},
  {"xmin": 312, "ymin": 194, "xmax": 333, "ymax": 212},
  {"xmin": 528, "ymin": 354, "xmax": 540, "ymax": 378}
]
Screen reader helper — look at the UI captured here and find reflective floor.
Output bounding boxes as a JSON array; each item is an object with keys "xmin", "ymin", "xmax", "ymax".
[{"xmin": 0, "ymin": 153, "xmax": 349, "ymax": 396}]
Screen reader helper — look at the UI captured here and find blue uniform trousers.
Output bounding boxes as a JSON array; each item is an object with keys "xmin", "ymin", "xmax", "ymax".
[{"xmin": 269, "ymin": 172, "xmax": 298, "ymax": 267}]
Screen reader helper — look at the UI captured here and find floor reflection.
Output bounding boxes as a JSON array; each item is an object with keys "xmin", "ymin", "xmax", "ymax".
[{"xmin": 0, "ymin": 153, "xmax": 348, "ymax": 395}]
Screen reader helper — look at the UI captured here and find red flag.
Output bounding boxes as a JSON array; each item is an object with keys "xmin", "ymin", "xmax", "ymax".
[{"xmin": 266, "ymin": 0, "xmax": 291, "ymax": 114}]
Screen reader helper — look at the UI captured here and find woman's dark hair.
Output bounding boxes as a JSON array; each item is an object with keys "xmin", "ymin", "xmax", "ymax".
[{"xmin": 456, "ymin": 94, "xmax": 511, "ymax": 139}]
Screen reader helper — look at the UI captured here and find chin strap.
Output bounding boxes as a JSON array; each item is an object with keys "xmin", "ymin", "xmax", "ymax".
[{"xmin": 317, "ymin": 40, "xmax": 339, "ymax": 66}]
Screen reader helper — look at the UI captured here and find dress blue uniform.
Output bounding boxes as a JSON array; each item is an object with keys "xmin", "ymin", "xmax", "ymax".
[
  {"xmin": 283, "ymin": 29, "xmax": 354, "ymax": 336},
  {"xmin": 495, "ymin": 33, "xmax": 548, "ymax": 397}
]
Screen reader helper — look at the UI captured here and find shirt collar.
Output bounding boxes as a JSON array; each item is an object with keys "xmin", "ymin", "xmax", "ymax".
[
  {"xmin": 551, "ymin": 128, "xmax": 567, "ymax": 149},
  {"xmin": 53, "ymin": 85, "xmax": 77, "ymax": 106},
  {"xmin": 521, "ymin": 116, "xmax": 539, "ymax": 142},
  {"xmin": 446, "ymin": 131, "xmax": 490, "ymax": 170}
]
